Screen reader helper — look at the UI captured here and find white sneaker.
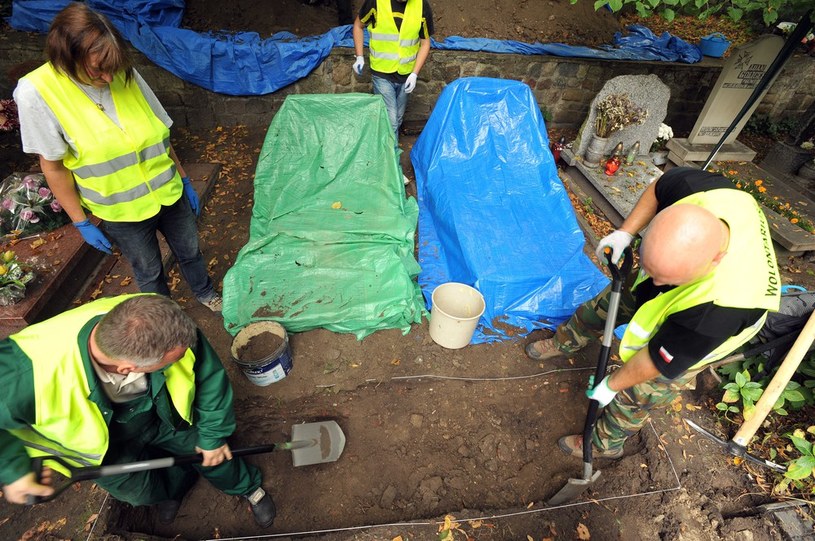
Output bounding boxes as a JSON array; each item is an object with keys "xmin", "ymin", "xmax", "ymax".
[
  {"xmin": 402, "ymin": 174, "xmax": 410, "ymax": 185},
  {"xmin": 201, "ymin": 294, "xmax": 223, "ymax": 312}
]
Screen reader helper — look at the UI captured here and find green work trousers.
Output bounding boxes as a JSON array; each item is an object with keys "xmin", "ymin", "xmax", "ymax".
[{"xmin": 96, "ymin": 404, "xmax": 261, "ymax": 506}]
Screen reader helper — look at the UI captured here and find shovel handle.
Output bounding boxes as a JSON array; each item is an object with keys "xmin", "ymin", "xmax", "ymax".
[
  {"xmin": 733, "ymin": 308, "xmax": 815, "ymax": 447},
  {"xmin": 24, "ymin": 442, "xmax": 300, "ymax": 505},
  {"xmin": 582, "ymin": 247, "xmax": 633, "ymax": 464}
]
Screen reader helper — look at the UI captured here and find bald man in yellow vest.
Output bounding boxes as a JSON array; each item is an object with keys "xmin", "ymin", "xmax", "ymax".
[{"xmin": 526, "ymin": 167, "xmax": 780, "ymax": 459}]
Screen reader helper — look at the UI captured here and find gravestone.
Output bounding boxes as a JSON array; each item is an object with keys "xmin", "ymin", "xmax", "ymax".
[
  {"xmin": 668, "ymin": 35, "xmax": 785, "ymax": 164},
  {"xmin": 570, "ymin": 74, "xmax": 670, "ymax": 165}
]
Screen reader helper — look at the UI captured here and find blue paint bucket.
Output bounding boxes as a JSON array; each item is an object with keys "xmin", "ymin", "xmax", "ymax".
[
  {"xmin": 230, "ymin": 321, "xmax": 293, "ymax": 386},
  {"xmin": 699, "ymin": 33, "xmax": 731, "ymax": 58}
]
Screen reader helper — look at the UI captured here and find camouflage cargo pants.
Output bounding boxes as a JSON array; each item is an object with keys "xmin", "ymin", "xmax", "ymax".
[{"xmin": 551, "ymin": 273, "xmax": 700, "ymax": 453}]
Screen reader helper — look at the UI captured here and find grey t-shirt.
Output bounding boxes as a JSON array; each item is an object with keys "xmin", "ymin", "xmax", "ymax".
[{"xmin": 13, "ymin": 68, "xmax": 172, "ymax": 161}]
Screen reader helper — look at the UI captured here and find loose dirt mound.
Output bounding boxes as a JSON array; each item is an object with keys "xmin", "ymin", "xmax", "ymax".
[{"xmin": 182, "ymin": 0, "xmax": 622, "ymax": 47}]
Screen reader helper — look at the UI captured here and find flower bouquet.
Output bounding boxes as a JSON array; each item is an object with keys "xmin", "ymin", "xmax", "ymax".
[
  {"xmin": 0, "ymin": 250, "xmax": 36, "ymax": 306},
  {"xmin": 650, "ymin": 123, "xmax": 673, "ymax": 152},
  {"xmin": 594, "ymin": 93, "xmax": 648, "ymax": 139},
  {"xmin": 585, "ymin": 93, "xmax": 648, "ymax": 165},
  {"xmin": 0, "ymin": 173, "xmax": 70, "ymax": 237}
]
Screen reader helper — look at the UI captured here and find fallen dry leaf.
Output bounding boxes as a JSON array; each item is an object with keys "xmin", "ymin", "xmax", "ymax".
[
  {"xmin": 83, "ymin": 513, "xmax": 99, "ymax": 532},
  {"xmin": 576, "ymin": 522, "xmax": 591, "ymax": 540}
]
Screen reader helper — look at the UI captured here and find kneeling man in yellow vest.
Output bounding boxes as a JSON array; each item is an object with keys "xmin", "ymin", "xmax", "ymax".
[{"xmin": 0, "ymin": 294, "xmax": 276, "ymax": 527}]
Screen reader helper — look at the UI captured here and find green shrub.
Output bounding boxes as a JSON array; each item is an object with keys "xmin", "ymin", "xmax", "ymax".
[{"xmin": 573, "ymin": 0, "xmax": 813, "ymax": 26}]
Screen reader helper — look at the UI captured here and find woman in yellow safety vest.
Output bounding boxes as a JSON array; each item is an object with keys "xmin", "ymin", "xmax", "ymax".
[{"xmin": 14, "ymin": 3, "xmax": 222, "ymax": 312}]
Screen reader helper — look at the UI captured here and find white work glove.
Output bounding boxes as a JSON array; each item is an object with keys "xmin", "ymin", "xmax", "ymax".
[
  {"xmin": 595, "ymin": 229, "xmax": 633, "ymax": 264},
  {"xmin": 352, "ymin": 55, "xmax": 365, "ymax": 76},
  {"xmin": 586, "ymin": 375, "xmax": 618, "ymax": 407},
  {"xmin": 404, "ymin": 72, "xmax": 418, "ymax": 94}
]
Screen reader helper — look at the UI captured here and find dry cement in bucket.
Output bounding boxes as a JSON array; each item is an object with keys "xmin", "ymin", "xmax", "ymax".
[
  {"xmin": 231, "ymin": 321, "xmax": 293, "ymax": 386},
  {"xmin": 429, "ymin": 282, "xmax": 486, "ymax": 349}
]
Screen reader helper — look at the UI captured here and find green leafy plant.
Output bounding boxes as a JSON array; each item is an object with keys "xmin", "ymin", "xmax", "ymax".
[
  {"xmin": 572, "ymin": 0, "xmax": 813, "ymax": 26},
  {"xmin": 745, "ymin": 115, "xmax": 800, "ymax": 140},
  {"xmin": 716, "ymin": 354, "xmax": 815, "ymax": 420},
  {"xmin": 774, "ymin": 427, "xmax": 815, "ymax": 495}
]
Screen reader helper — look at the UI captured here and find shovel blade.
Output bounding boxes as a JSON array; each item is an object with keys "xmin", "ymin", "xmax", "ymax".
[
  {"xmin": 547, "ymin": 470, "xmax": 601, "ymax": 506},
  {"xmin": 290, "ymin": 420, "xmax": 346, "ymax": 467}
]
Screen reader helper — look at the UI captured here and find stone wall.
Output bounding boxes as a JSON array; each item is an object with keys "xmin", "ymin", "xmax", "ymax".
[{"xmin": 2, "ymin": 29, "xmax": 814, "ymax": 135}]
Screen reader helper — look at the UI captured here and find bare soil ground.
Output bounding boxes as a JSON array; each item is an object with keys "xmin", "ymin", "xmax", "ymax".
[
  {"xmin": 2, "ymin": 3, "xmax": 815, "ymax": 540},
  {"xmin": 2, "ymin": 124, "xmax": 813, "ymax": 541},
  {"xmin": 181, "ymin": 0, "xmax": 623, "ymax": 47}
]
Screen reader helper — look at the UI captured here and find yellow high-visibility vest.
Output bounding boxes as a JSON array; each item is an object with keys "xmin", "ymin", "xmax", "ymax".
[
  {"xmin": 369, "ymin": 0, "xmax": 423, "ymax": 75},
  {"xmin": 23, "ymin": 64, "xmax": 182, "ymax": 222},
  {"xmin": 8, "ymin": 295, "xmax": 196, "ymax": 475},
  {"xmin": 620, "ymin": 189, "xmax": 780, "ymax": 371}
]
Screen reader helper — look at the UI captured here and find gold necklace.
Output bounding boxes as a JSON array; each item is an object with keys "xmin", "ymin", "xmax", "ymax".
[{"xmin": 76, "ymin": 82, "xmax": 105, "ymax": 111}]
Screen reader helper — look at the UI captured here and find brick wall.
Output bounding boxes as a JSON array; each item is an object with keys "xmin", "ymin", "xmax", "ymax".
[{"xmin": 2, "ymin": 29, "xmax": 814, "ymax": 135}]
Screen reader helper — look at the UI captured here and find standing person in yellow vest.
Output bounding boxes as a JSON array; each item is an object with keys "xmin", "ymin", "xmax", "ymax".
[
  {"xmin": 14, "ymin": 3, "xmax": 222, "ymax": 312},
  {"xmin": 0, "ymin": 294, "xmax": 276, "ymax": 527},
  {"xmin": 525, "ymin": 167, "xmax": 780, "ymax": 458},
  {"xmin": 353, "ymin": 0, "xmax": 433, "ymax": 185}
]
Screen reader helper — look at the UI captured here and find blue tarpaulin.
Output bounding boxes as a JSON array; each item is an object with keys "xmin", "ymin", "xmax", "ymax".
[
  {"xmin": 10, "ymin": 1, "xmax": 702, "ymax": 96},
  {"xmin": 412, "ymin": 78, "xmax": 609, "ymax": 344}
]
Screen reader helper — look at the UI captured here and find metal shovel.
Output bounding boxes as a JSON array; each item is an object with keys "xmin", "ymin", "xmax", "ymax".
[
  {"xmin": 686, "ymin": 307, "xmax": 815, "ymax": 472},
  {"xmin": 548, "ymin": 247, "xmax": 633, "ymax": 506},
  {"xmin": 27, "ymin": 420, "xmax": 346, "ymax": 504}
]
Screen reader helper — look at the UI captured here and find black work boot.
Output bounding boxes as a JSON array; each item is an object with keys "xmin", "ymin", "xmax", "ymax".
[
  {"xmin": 156, "ymin": 499, "xmax": 182, "ymax": 524},
  {"xmin": 244, "ymin": 487, "xmax": 276, "ymax": 527}
]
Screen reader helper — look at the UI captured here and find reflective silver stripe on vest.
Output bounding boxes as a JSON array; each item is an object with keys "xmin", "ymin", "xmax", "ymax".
[
  {"xmin": 621, "ymin": 344, "xmax": 645, "ymax": 353},
  {"xmin": 371, "ymin": 50, "xmax": 400, "ymax": 60},
  {"xmin": 78, "ymin": 165, "xmax": 177, "ymax": 206},
  {"xmin": 370, "ymin": 31, "xmax": 399, "ymax": 41},
  {"xmin": 399, "ymin": 54, "xmax": 418, "ymax": 65},
  {"xmin": 400, "ymin": 38, "xmax": 419, "ymax": 46},
  {"xmin": 72, "ymin": 138, "xmax": 170, "ymax": 179},
  {"xmin": 627, "ymin": 320, "xmax": 651, "ymax": 339},
  {"xmin": 22, "ymin": 426, "xmax": 103, "ymax": 466}
]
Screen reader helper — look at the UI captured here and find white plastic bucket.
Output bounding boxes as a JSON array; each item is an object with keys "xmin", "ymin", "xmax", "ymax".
[
  {"xmin": 230, "ymin": 321, "xmax": 293, "ymax": 386},
  {"xmin": 429, "ymin": 282, "xmax": 486, "ymax": 349}
]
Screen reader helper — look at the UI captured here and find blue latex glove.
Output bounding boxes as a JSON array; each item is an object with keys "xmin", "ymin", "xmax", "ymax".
[
  {"xmin": 586, "ymin": 375, "xmax": 618, "ymax": 407},
  {"xmin": 181, "ymin": 176, "xmax": 200, "ymax": 216},
  {"xmin": 73, "ymin": 219, "xmax": 113, "ymax": 254}
]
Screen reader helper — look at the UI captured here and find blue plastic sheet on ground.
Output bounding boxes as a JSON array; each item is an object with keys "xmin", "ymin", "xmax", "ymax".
[
  {"xmin": 411, "ymin": 78, "xmax": 609, "ymax": 344},
  {"xmin": 10, "ymin": 1, "xmax": 701, "ymax": 96}
]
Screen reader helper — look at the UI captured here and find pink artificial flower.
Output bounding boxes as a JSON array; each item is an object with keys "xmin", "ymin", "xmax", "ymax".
[
  {"xmin": 50, "ymin": 199, "xmax": 63, "ymax": 212},
  {"xmin": 38, "ymin": 187, "xmax": 52, "ymax": 199},
  {"xmin": 22, "ymin": 175, "xmax": 39, "ymax": 191},
  {"xmin": 2, "ymin": 199, "xmax": 13, "ymax": 211},
  {"xmin": 19, "ymin": 209, "xmax": 39, "ymax": 223}
]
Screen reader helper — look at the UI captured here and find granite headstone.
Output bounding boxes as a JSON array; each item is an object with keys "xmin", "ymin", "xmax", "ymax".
[
  {"xmin": 687, "ymin": 35, "xmax": 784, "ymax": 145},
  {"xmin": 574, "ymin": 74, "xmax": 670, "ymax": 161}
]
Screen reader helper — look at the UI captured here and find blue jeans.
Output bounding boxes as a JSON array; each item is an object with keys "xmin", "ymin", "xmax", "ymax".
[
  {"xmin": 102, "ymin": 197, "xmax": 216, "ymax": 302},
  {"xmin": 372, "ymin": 75, "xmax": 408, "ymax": 141}
]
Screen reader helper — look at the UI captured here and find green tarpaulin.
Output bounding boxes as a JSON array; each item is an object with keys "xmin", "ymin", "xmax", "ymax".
[{"xmin": 222, "ymin": 94, "xmax": 425, "ymax": 338}]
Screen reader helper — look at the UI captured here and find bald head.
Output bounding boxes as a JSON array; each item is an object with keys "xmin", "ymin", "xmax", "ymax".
[{"xmin": 641, "ymin": 204, "xmax": 729, "ymax": 286}]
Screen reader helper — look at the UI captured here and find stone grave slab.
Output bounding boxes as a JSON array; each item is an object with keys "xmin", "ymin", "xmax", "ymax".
[
  {"xmin": 572, "ymin": 74, "xmax": 670, "ymax": 163},
  {"xmin": 666, "ymin": 138, "xmax": 756, "ymax": 165},
  {"xmin": 562, "ymin": 147, "xmax": 661, "ymax": 219},
  {"xmin": 688, "ymin": 35, "xmax": 785, "ymax": 146},
  {"xmin": 0, "ymin": 164, "xmax": 221, "ymax": 338}
]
